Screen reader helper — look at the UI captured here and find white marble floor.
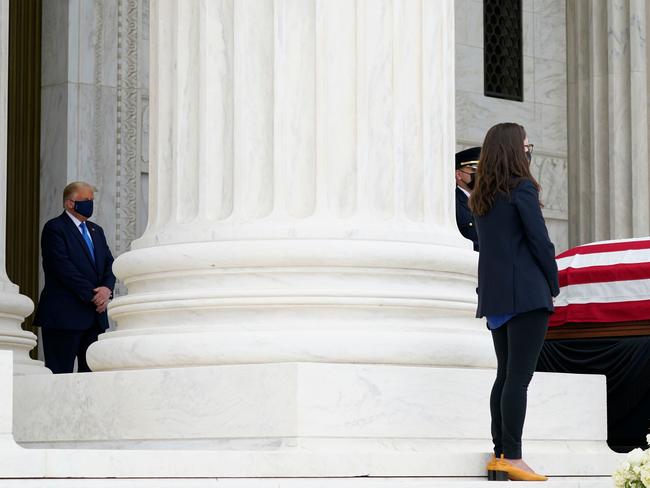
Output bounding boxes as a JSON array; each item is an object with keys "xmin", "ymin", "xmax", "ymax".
[{"xmin": 0, "ymin": 477, "xmax": 614, "ymax": 488}]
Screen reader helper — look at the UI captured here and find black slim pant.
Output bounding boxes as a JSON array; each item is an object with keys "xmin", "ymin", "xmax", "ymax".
[
  {"xmin": 41, "ymin": 323, "xmax": 103, "ymax": 374},
  {"xmin": 490, "ymin": 309, "xmax": 549, "ymax": 459}
]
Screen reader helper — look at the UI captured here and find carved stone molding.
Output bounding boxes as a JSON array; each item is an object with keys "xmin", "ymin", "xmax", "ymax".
[
  {"xmin": 93, "ymin": 0, "xmax": 106, "ymax": 179},
  {"xmin": 115, "ymin": 0, "xmax": 140, "ymax": 259},
  {"xmin": 140, "ymin": 95, "xmax": 149, "ymax": 170},
  {"xmin": 530, "ymin": 156, "xmax": 567, "ymax": 220}
]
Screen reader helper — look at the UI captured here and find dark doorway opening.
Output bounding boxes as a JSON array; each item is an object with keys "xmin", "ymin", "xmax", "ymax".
[{"xmin": 6, "ymin": 0, "xmax": 42, "ymax": 359}]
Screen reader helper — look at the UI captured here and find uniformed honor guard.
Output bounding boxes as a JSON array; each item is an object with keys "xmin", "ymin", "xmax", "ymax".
[{"xmin": 455, "ymin": 147, "xmax": 481, "ymax": 251}]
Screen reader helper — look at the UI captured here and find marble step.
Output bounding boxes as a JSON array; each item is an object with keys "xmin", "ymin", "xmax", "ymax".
[{"xmin": 0, "ymin": 477, "xmax": 614, "ymax": 488}]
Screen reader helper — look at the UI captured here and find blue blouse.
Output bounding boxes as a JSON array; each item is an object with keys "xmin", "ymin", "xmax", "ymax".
[{"xmin": 486, "ymin": 313, "xmax": 516, "ymax": 330}]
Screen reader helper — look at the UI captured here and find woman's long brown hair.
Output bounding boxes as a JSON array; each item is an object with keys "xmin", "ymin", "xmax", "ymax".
[{"xmin": 469, "ymin": 122, "xmax": 541, "ymax": 216}]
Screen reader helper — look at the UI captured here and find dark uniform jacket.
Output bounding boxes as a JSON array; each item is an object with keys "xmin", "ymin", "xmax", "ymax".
[
  {"xmin": 474, "ymin": 179, "xmax": 559, "ymax": 318},
  {"xmin": 456, "ymin": 187, "xmax": 479, "ymax": 251},
  {"xmin": 34, "ymin": 212, "xmax": 115, "ymax": 331}
]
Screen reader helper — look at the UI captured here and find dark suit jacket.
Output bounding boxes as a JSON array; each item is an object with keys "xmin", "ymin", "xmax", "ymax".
[
  {"xmin": 475, "ymin": 179, "xmax": 559, "ymax": 318},
  {"xmin": 34, "ymin": 212, "xmax": 116, "ymax": 331},
  {"xmin": 456, "ymin": 187, "xmax": 479, "ymax": 251}
]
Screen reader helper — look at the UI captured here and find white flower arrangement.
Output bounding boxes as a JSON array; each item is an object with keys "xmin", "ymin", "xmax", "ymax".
[{"xmin": 613, "ymin": 434, "xmax": 650, "ymax": 488}]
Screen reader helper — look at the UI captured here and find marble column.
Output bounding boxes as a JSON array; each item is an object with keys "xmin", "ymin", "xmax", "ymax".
[
  {"xmin": 0, "ymin": 0, "xmax": 49, "ymax": 375},
  {"xmin": 567, "ymin": 0, "xmax": 650, "ymax": 246},
  {"xmin": 87, "ymin": 0, "xmax": 487, "ymax": 372}
]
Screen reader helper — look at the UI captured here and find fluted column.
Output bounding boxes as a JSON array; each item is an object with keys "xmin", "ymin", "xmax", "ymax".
[
  {"xmin": 0, "ymin": 0, "xmax": 48, "ymax": 375},
  {"xmin": 568, "ymin": 0, "xmax": 650, "ymax": 246},
  {"xmin": 87, "ymin": 0, "xmax": 487, "ymax": 372}
]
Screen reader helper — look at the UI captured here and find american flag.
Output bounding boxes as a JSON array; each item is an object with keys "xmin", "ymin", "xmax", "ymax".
[{"xmin": 550, "ymin": 237, "xmax": 650, "ymax": 327}]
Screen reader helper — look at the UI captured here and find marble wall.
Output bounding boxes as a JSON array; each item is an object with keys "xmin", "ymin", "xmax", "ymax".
[
  {"xmin": 455, "ymin": 0, "xmax": 569, "ymax": 252},
  {"xmin": 41, "ymin": 0, "xmax": 118, "ymax": 245},
  {"xmin": 40, "ymin": 0, "xmax": 149, "ymax": 300}
]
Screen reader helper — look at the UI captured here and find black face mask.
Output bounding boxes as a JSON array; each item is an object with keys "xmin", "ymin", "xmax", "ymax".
[
  {"xmin": 526, "ymin": 151, "xmax": 532, "ymax": 164},
  {"xmin": 465, "ymin": 172, "xmax": 476, "ymax": 190},
  {"xmin": 73, "ymin": 199, "xmax": 94, "ymax": 218}
]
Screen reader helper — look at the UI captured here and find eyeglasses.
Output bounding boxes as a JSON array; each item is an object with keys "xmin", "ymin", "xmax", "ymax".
[{"xmin": 524, "ymin": 144, "xmax": 534, "ymax": 155}]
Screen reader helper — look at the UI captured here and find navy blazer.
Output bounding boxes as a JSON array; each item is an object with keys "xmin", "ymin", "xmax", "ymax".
[
  {"xmin": 34, "ymin": 212, "xmax": 116, "ymax": 331},
  {"xmin": 456, "ymin": 187, "xmax": 479, "ymax": 251},
  {"xmin": 475, "ymin": 179, "xmax": 559, "ymax": 318}
]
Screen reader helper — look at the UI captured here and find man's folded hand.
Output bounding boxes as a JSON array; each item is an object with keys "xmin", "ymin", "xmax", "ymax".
[{"xmin": 92, "ymin": 286, "xmax": 112, "ymax": 313}]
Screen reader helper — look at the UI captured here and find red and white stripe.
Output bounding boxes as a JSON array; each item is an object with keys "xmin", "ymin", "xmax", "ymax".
[{"xmin": 550, "ymin": 237, "xmax": 650, "ymax": 327}]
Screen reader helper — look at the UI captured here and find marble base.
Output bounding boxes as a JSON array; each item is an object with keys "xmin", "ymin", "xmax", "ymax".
[
  {"xmin": 0, "ymin": 478, "xmax": 617, "ymax": 488},
  {"xmin": 9, "ymin": 361, "xmax": 621, "ymax": 478},
  {"xmin": 87, "ymin": 239, "xmax": 488, "ymax": 372},
  {"xmin": 0, "ymin": 351, "xmax": 622, "ymax": 482},
  {"xmin": 0, "ymin": 446, "xmax": 623, "ymax": 478},
  {"xmin": 0, "ymin": 289, "xmax": 50, "ymax": 376}
]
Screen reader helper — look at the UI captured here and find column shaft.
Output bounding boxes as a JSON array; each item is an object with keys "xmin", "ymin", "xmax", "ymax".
[
  {"xmin": 629, "ymin": 0, "xmax": 649, "ymax": 236},
  {"xmin": 143, "ymin": 0, "xmax": 460, "ymax": 244},
  {"xmin": 568, "ymin": 0, "xmax": 650, "ymax": 245}
]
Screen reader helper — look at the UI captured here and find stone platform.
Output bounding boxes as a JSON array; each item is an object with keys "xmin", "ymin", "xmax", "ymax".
[
  {"xmin": 0, "ymin": 350, "xmax": 621, "ymax": 484},
  {"xmin": 0, "ymin": 478, "xmax": 617, "ymax": 487}
]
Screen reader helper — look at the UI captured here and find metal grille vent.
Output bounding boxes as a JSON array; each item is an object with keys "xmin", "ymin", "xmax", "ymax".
[{"xmin": 483, "ymin": 0, "xmax": 523, "ymax": 102}]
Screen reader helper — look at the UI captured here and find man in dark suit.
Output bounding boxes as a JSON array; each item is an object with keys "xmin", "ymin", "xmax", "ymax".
[
  {"xmin": 455, "ymin": 147, "xmax": 481, "ymax": 251},
  {"xmin": 34, "ymin": 181, "xmax": 116, "ymax": 373}
]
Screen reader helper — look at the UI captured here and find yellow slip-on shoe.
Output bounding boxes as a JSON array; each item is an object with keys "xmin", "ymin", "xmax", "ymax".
[{"xmin": 488, "ymin": 455, "xmax": 548, "ymax": 482}]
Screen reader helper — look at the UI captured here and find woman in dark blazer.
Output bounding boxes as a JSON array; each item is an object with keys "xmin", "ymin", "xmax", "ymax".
[{"xmin": 470, "ymin": 123, "xmax": 559, "ymax": 482}]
